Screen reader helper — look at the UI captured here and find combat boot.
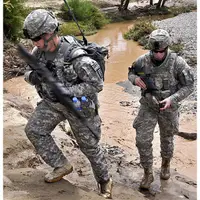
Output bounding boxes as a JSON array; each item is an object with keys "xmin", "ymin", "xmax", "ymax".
[
  {"xmin": 160, "ymin": 158, "xmax": 170, "ymax": 180},
  {"xmin": 140, "ymin": 168, "xmax": 154, "ymax": 189},
  {"xmin": 98, "ymin": 178, "xmax": 113, "ymax": 199},
  {"xmin": 44, "ymin": 163, "xmax": 73, "ymax": 183}
]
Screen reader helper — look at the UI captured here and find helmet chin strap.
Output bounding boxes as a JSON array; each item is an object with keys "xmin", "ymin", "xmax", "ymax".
[{"xmin": 42, "ymin": 32, "xmax": 57, "ymax": 51}]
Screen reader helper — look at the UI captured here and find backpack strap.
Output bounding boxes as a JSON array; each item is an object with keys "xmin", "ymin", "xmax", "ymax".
[
  {"xmin": 64, "ymin": 46, "xmax": 86, "ymax": 61},
  {"xmin": 62, "ymin": 35, "xmax": 82, "ymax": 46}
]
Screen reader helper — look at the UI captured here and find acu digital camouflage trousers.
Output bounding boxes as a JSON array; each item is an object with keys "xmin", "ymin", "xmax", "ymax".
[
  {"xmin": 25, "ymin": 100, "xmax": 109, "ymax": 183},
  {"xmin": 133, "ymin": 104, "xmax": 179, "ymax": 169}
]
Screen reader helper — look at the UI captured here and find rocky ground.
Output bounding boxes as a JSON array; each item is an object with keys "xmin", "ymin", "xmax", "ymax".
[
  {"xmin": 3, "ymin": 0, "xmax": 197, "ymax": 200},
  {"xmin": 153, "ymin": 12, "xmax": 197, "ymax": 60}
]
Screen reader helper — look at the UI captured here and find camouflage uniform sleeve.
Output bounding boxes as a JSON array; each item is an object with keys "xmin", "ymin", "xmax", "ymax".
[
  {"xmin": 128, "ymin": 61, "xmax": 139, "ymax": 85},
  {"xmin": 63, "ymin": 56, "xmax": 104, "ymax": 97},
  {"xmin": 24, "ymin": 47, "xmax": 39, "ymax": 85},
  {"xmin": 128, "ymin": 56, "xmax": 144, "ymax": 85},
  {"xmin": 170, "ymin": 56, "xmax": 194, "ymax": 103}
]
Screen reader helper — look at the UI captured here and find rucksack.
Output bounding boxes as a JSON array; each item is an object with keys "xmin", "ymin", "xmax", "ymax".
[{"xmin": 63, "ymin": 35, "xmax": 108, "ymax": 81}]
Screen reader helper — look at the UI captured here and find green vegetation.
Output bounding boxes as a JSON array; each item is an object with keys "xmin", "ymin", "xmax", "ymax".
[
  {"xmin": 59, "ymin": 0, "xmax": 109, "ymax": 36},
  {"xmin": 124, "ymin": 20, "xmax": 185, "ymax": 53},
  {"xmin": 124, "ymin": 20, "xmax": 156, "ymax": 48},
  {"xmin": 170, "ymin": 43, "xmax": 184, "ymax": 53},
  {"xmin": 59, "ymin": 21, "xmax": 97, "ymax": 36},
  {"xmin": 169, "ymin": 5, "xmax": 197, "ymax": 16},
  {"xmin": 186, "ymin": 56, "xmax": 197, "ymax": 66},
  {"xmin": 4, "ymin": 0, "xmax": 30, "ymax": 42},
  {"xmin": 124, "ymin": 20, "xmax": 156, "ymax": 41},
  {"xmin": 4, "ymin": 0, "xmax": 109, "ymax": 41}
]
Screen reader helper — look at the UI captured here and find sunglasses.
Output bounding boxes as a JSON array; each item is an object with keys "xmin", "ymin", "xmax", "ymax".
[
  {"xmin": 152, "ymin": 48, "xmax": 167, "ymax": 53},
  {"xmin": 23, "ymin": 29, "xmax": 45, "ymax": 42},
  {"xmin": 31, "ymin": 35, "xmax": 43, "ymax": 42}
]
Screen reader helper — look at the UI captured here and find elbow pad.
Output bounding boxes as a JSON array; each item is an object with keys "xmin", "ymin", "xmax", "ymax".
[{"xmin": 179, "ymin": 69, "xmax": 194, "ymax": 86}]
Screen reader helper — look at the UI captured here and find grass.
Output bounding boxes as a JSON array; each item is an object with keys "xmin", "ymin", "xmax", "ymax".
[
  {"xmin": 170, "ymin": 43, "xmax": 184, "ymax": 54},
  {"xmin": 58, "ymin": 0, "xmax": 109, "ymax": 36},
  {"xmin": 59, "ymin": 21, "xmax": 97, "ymax": 36},
  {"xmin": 169, "ymin": 5, "xmax": 197, "ymax": 16},
  {"xmin": 124, "ymin": 20, "xmax": 156, "ymax": 49},
  {"xmin": 124, "ymin": 20, "xmax": 185, "ymax": 53}
]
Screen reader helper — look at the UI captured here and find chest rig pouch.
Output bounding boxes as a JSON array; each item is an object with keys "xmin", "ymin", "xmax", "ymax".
[
  {"xmin": 144, "ymin": 52, "xmax": 178, "ymax": 101},
  {"xmin": 33, "ymin": 38, "xmax": 81, "ymax": 102}
]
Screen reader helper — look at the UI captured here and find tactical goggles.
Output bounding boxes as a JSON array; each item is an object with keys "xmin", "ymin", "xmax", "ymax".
[{"xmin": 23, "ymin": 29, "xmax": 45, "ymax": 42}]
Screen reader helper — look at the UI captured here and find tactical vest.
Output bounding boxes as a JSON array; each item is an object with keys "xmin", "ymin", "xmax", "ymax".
[
  {"xmin": 138, "ymin": 51, "xmax": 179, "ymax": 101},
  {"xmin": 32, "ymin": 37, "xmax": 99, "ymax": 105},
  {"xmin": 32, "ymin": 37, "xmax": 83, "ymax": 102}
]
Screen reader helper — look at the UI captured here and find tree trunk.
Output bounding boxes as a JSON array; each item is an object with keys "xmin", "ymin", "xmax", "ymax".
[
  {"xmin": 156, "ymin": 0, "xmax": 162, "ymax": 8},
  {"xmin": 120, "ymin": 0, "xmax": 125, "ymax": 7},
  {"xmin": 161, "ymin": 0, "xmax": 167, "ymax": 7},
  {"xmin": 119, "ymin": 0, "xmax": 130, "ymax": 11},
  {"xmin": 150, "ymin": 0, "xmax": 153, "ymax": 5},
  {"xmin": 123, "ymin": 0, "xmax": 130, "ymax": 10},
  {"xmin": 119, "ymin": 0, "xmax": 125, "ymax": 11}
]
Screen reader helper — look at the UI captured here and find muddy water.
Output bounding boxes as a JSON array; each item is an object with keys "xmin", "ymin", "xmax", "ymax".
[
  {"xmin": 87, "ymin": 21, "xmax": 147, "ymax": 83},
  {"xmin": 4, "ymin": 21, "xmax": 196, "ymax": 181}
]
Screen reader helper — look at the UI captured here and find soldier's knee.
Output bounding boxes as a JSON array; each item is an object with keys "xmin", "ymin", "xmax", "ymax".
[
  {"xmin": 136, "ymin": 135, "xmax": 143, "ymax": 147},
  {"xmin": 79, "ymin": 144, "xmax": 100, "ymax": 156},
  {"xmin": 136, "ymin": 138, "xmax": 152, "ymax": 149},
  {"xmin": 25, "ymin": 123, "xmax": 38, "ymax": 141},
  {"xmin": 136, "ymin": 140, "xmax": 143, "ymax": 149}
]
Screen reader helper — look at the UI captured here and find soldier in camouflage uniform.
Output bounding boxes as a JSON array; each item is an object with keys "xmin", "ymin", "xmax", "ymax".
[
  {"xmin": 128, "ymin": 29, "xmax": 194, "ymax": 189},
  {"xmin": 23, "ymin": 9, "xmax": 112, "ymax": 198}
]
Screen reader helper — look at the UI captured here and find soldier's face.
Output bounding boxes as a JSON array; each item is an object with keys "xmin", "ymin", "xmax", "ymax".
[
  {"xmin": 32, "ymin": 33, "xmax": 55, "ymax": 52},
  {"xmin": 152, "ymin": 48, "xmax": 167, "ymax": 61},
  {"xmin": 32, "ymin": 37, "xmax": 44, "ymax": 48},
  {"xmin": 32, "ymin": 33, "xmax": 46, "ymax": 48}
]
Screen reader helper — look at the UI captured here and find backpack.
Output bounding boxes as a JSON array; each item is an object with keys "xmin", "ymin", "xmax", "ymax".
[{"xmin": 63, "ymin": 36, "xmax": 108, "ymax": 81}]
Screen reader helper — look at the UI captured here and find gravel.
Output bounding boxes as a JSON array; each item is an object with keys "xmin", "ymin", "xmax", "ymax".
[
  {"xmin": 152, "ymin": 12, "xmax": 197, "ymax": 114},
  {"xmin": 153, "ymin": 12, "xmax": 197, "ymax": 60}
]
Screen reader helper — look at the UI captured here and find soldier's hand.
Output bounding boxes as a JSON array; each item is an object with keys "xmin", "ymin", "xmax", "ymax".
[
  {"xmin": 135, "ymin": 77, "xmax": 147, "ymax": 89},
  {"xmin": 29, "ymin": 71, "xmax": 43, "ymax": 85},
  {"xmin": 159, "ymin": 97, "xmax": 171, "ymax": 111}
]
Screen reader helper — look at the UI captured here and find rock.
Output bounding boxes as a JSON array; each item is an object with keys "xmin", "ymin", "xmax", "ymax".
[
  {"xmin": 3, "ymin": 175, "xmax": 12, "ymax": 187},
  {"xmin": 4, "ymin": 93, "xmax": 34, "ymax": 119},
  {"xmin": 119, "ymin": 101, "xmax": 133, "ymax": 107}
]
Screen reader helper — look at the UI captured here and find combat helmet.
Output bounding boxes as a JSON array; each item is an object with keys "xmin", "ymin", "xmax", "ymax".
[
  {"xmin": 23, "ymin": 9, "xmax": 59, "ymax": 40},
  {"xmin": 148, "ymin": 29, "xmax": 171, "ymax": 51}
]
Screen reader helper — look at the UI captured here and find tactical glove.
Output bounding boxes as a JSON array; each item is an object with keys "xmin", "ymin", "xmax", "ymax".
[{"xmin": 25, "ymin": 70, "xmax": 43, "ymax": 85}]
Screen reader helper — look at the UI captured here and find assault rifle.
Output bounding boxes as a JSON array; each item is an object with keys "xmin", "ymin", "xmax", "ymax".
[
  {"xmin": 17, "ymin": 44, "xmax": 99, "ymax": 139},
  {"xmin": 133, "ymin": 64, "xmax": 164, "ymax": 107},
  {"xmin": 133, "ymin": 65, "xmax": 158, "ymax": 94}
]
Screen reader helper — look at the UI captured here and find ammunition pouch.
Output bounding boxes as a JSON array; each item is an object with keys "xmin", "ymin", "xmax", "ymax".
[
  {"xmin": 142, "ymin": 89, "xmax": 171, "ymax": 101},
  {"xmin": 141, "ymin": 89, "xmax": 179, "ymax": 110},
  {"xmin": 81, "ymin": 99, "xmax": 97, "ymax": 118},
  {"xmin": 141, "ymin": 89, "xmax": 169, "ymax": 110}
]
